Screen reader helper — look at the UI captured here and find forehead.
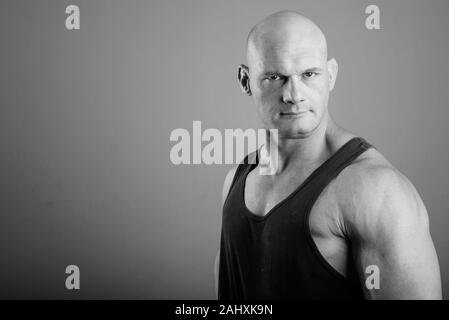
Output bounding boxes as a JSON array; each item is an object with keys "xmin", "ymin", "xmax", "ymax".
[{"xmin": 250, "ymin": 44, "xmax": 326, "ymax": 73}]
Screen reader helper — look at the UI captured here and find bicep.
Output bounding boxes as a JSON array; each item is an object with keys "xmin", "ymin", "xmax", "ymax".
[{"xmin": 348, "ymin": 169, "xmax": 441, "ymax": 299}]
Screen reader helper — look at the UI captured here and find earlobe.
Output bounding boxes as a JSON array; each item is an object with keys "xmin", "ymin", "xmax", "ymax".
[
  {"xmin": 238, "ymin": 64, "xmax": 252, "ymax": 96},
  {"xmin": 327, "ymin": 58, "xmax": 338, "ymax": 92}
]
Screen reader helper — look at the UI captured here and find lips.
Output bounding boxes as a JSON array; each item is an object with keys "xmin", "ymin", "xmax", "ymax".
[{"xmin": 280, "ymin": 110, "xmax": 309, "ymax": 116}]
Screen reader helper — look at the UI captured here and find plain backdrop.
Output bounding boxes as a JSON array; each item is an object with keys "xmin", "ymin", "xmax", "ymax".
[{"xmin": 0, "ymin": 0, "xmax": 448, "ymax": 299}]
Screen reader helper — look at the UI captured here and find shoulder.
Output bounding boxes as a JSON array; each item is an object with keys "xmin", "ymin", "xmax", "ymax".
[
  {"xmin": 336, "ymin": 147, "xmax": 429, "ymax": 238},
  {"xmin": 221, "ymin": 149, "xmax": 259, "ymax": 204},
  {"xmin": 221, "ymin": 150, "xmax": 258, "ymax": 204},
  {"xmin": 222, "ymin": 166, "xmax": 239, "ymax": 204}
]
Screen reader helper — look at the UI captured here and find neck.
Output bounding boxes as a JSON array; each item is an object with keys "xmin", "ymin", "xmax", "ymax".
[{"xmin": 263, "ymin": 113, "xmax": 340, "ymax": 175}]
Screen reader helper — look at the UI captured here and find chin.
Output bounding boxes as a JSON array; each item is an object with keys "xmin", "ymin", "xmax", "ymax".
[
  {"xmin": 277, "ymin": 119, "xmax": 317, "ymax": 138},
  {"xmin": 285, "ymin": 130, "xmax": 314, "ymax": 139}
]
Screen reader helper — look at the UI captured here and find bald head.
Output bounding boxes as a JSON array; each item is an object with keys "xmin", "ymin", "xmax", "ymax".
[{"xmin": 247, "ymin": 11, "xmax": 328, "ymax": 66}]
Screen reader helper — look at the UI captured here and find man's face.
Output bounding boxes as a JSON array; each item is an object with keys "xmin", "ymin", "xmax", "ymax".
[{"xmin": 248, "ymin": 42, "xmax": 333, "ymax": 139}]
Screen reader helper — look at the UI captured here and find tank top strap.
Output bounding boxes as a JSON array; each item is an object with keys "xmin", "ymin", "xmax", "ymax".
[
  {"xmin": 302, "ymin": 137, "xmax": 374, "ymax": 204},
  {"xmin": 224, "ymin": 151, "xmax": 258, "ymax": 205}
]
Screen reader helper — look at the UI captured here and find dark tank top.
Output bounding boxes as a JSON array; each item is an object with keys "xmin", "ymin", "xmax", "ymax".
[{"xmin": 218, "ymin": 137, "xmax": 374, "ymax": 300}]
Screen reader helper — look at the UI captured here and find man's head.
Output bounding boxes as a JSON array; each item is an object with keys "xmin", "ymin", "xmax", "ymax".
[{"xmin": 238, "ymin": 11, "xmax": 338, "ymax": 139}]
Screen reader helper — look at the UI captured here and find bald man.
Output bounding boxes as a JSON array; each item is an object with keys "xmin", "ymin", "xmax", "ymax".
[{"xmin": 214, "ymin": 11, "xmax": 441, "ymax": 300}]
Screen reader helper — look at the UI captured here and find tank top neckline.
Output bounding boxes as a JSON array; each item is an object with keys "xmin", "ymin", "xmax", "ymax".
[{"xmin": 240, "ymin": 136, "xmax": 365, "ymax": 221}]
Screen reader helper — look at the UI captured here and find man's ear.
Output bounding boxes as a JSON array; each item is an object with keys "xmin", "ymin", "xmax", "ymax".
[
  {"xmin": 238, "ymin": 64, "xmax": 252, "ymax": 96},
  {"xmin": 327, "ymin": 58, "xmax": 338, "ymax": 92}
]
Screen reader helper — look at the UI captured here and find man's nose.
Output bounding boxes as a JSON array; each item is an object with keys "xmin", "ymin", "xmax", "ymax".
[{"xmin": 282, "ymin": 75, "xmax": 305, "ymax": 105}]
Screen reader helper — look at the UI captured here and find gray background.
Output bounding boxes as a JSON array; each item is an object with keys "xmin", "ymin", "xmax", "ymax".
[{"xmin": 0, "ymin": 0, "xmax": 448, "ymax": 299}]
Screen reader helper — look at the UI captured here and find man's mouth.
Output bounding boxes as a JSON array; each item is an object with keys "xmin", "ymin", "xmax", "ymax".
[{"xmin": 280, "ymin": 110, "xmax": 309, "ymax": 117}]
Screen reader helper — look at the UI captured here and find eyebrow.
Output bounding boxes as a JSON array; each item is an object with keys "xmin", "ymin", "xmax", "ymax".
[
  {"xmin": 303, "ymin": 67, "xmax": 324, "ymax": 73},
  {"xmin": 262, "ymin": 67, "xmax": 324, "ymax": 76}
]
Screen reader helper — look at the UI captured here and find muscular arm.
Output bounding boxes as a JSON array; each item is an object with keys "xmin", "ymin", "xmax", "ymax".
[
  {"xmin": 214, "ymin": 166, "xmax": 238, "ymax": 299},
  {"xmin": 342, "ymin": 166, "xmax": 442, "ymax": 299}
]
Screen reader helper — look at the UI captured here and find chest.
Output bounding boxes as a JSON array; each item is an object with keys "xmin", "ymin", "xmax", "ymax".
[
  {"xmin": 242, "ymin": 168, "xmax": 349, "ymax": 277},
  {"xmin": 243, "ymin": 168, "xmax": 343, "ymax": 237}
]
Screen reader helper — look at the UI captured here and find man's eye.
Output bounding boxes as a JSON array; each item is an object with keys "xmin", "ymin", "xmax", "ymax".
[
  {"xmin": 303, "ymin": 72, "xmax": 317, "ymax": 79},
  {"xmin": 266, "ymin": 75, "xmax": 281, "ymax": 81}
]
